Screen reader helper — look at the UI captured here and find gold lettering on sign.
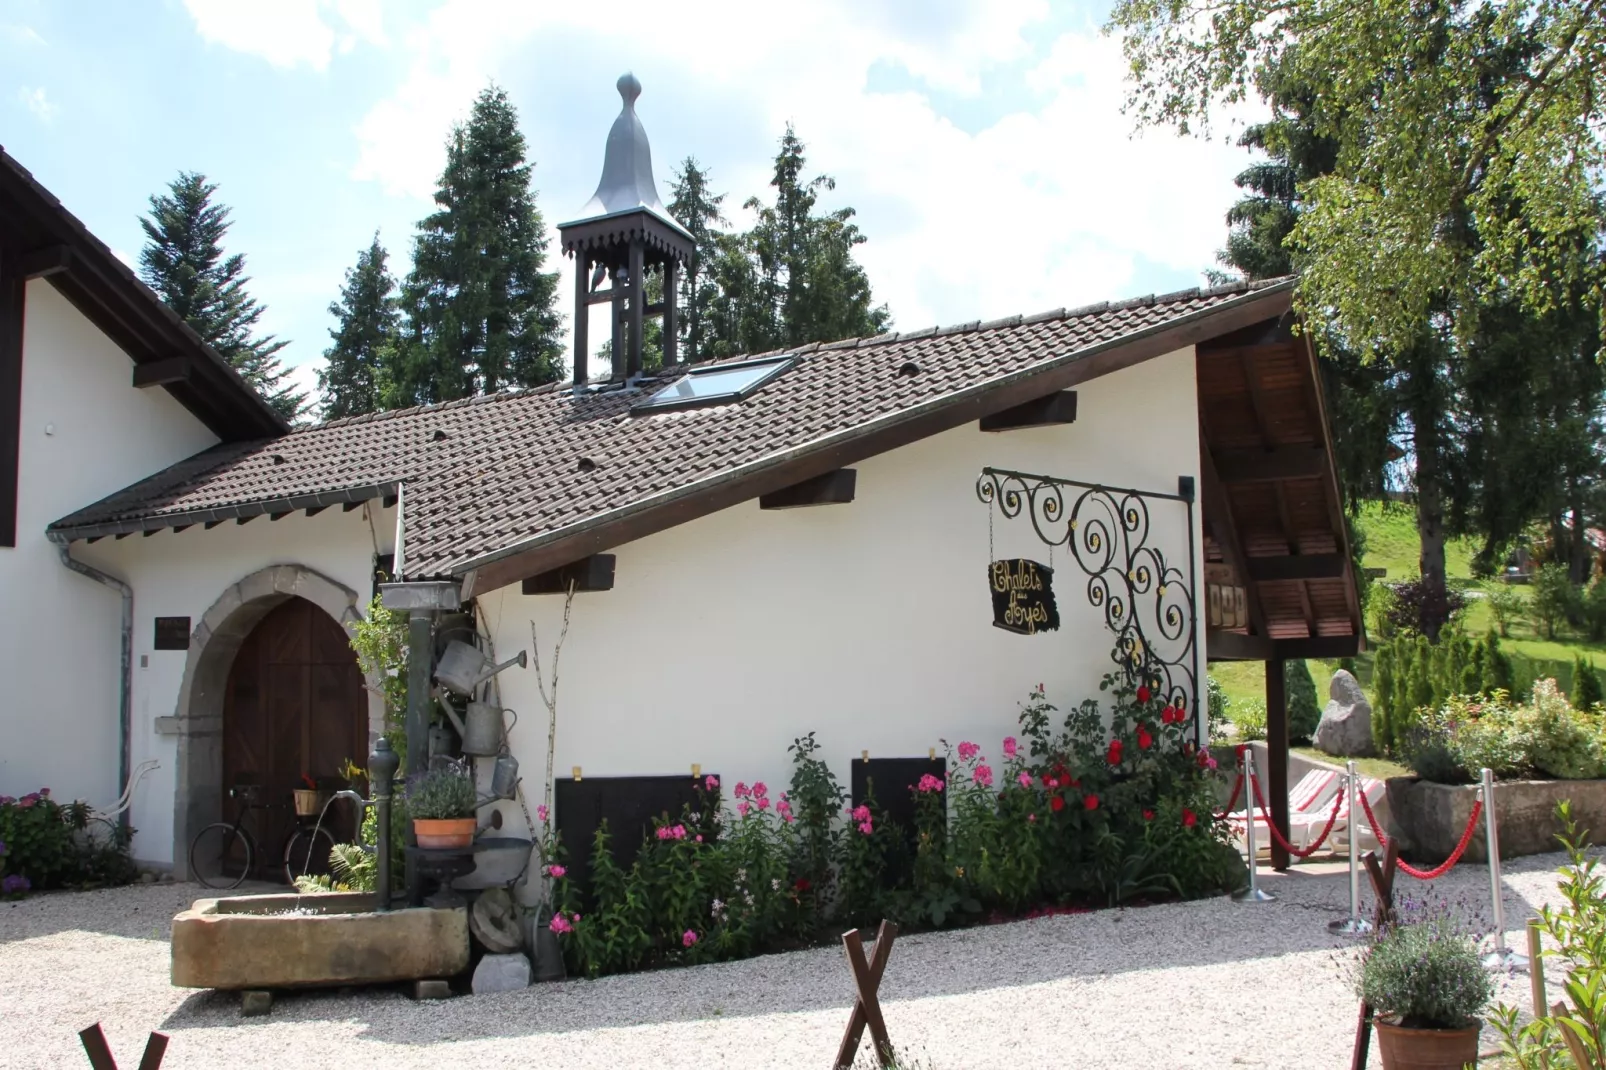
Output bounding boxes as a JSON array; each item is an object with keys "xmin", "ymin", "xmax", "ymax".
[{"xmin": 992, "ymin": 560, "xmax": 1049, "ymax": 634}]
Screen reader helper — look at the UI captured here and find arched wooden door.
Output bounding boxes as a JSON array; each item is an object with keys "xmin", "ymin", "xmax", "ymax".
[{"xmin": 221, "ymin": 596, "xmax": 366, "ymax": 877}]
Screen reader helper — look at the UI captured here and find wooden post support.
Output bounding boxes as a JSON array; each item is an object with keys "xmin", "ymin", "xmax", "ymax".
[
  {"xmin": 1528, "ymin": 919, "xmax": 1546, "ymax": 1020},
  {"xmin": 834, "ymin": 920, "xmax": 899, "ymax": 1070},
  {"xmin": 1265, "ymin": 658, "xmax": 1291, "ymax": 871},
  {"xmin": 78, "ymin": 1023, "xmax": 168, "ymax": 1070},
  {"xmin": 1351, "ymin": 842, "xmax": 1400, "ymax": 1070}
]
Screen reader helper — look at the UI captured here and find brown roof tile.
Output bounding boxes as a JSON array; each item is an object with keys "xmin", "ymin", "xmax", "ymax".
[{"xmin": 50, "ymin": 279, "xmax": 1293, "ymax": 578}]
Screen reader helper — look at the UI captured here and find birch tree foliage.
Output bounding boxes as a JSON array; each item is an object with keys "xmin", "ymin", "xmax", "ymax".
[{"xmin": 1107, "ymin": 0, "xmax": 1606, "ymax": 358}]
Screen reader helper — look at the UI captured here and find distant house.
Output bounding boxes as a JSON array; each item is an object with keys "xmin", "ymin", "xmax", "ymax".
[{"xmin": 0, "ymin": 80, "xmax": 1362, "ymax": 876}]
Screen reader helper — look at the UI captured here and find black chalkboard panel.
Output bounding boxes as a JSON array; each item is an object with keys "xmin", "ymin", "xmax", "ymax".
[
  {"xmin": 554, "ymin": 775, "xmax": 712, "ymax": 901},
  {"xmin": 153, "ymin": 616, "xmax": 191, "ymax": 651},
  {"xmin": 850, "ymin": 757, "xmax": 946, "ymax": 886}
]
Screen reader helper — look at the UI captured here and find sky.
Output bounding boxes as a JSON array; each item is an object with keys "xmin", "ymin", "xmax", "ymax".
[{"xmin": 0, "ymin": 0, "xmax": 1266, "ymax": 411}]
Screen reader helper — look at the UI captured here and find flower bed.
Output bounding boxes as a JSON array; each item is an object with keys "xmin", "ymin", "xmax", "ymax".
[
  {"xmin": 548, "ymin": 669, "xmax": 1245, "ymax": 979},
  {"xmin": 0, "ymin": 789, "xmax": 137, "ymax": 896}
]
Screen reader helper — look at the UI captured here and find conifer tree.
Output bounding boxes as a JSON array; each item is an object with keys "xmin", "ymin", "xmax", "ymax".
[
  {"xmin": 1571, "ymin": 655, "xmax": 1603, "ymax": 711},
  {"xmin": 318, "ymin": 235, "xmax": 399, "ymax": 420},
  {"xmin": 138, "ymin": 171, "xmax": 303, "ymax": 420},
  {"xmin": 667, "ymin": 157, "xmax": 727, "ymax": 365},
  {"xmin": 398, "ymin": 85, "xmax": 563, "ymax": 404}
]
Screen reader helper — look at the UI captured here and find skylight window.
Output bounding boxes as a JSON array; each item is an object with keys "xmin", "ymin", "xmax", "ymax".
[{"xmin": 631, "ymin": 356, "xmax": 793, "ymax": 415}]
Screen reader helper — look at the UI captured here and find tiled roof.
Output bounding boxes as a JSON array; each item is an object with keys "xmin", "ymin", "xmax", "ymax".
[{"xmin": 49, "ymin": 278, "xmax": 1294, "ymax": 579}]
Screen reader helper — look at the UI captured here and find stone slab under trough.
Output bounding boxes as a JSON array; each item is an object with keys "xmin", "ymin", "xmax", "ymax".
[{"xmin": 171, "ymin": 891, "xmax": 469, "ymax": 990}]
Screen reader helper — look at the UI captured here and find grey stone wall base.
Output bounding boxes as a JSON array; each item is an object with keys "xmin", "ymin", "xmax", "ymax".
[{"xmin": 1385, "ymin": 776, "xmax": 1606, "ymax": 863}]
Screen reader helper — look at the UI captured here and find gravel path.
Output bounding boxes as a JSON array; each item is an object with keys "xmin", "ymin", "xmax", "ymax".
[{"xmin": 0, "ymin": 855, "xmax": 1577, "ymax": 1070}]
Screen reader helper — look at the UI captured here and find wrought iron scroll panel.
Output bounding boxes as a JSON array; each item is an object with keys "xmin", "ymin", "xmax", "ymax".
[{"xmin": 977, "ymin": 467, "xmax": 1200, "ymax": 732}]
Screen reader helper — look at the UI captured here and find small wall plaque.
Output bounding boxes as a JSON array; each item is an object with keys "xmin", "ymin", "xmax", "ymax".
[{"xmin": 153, "ymin": 616, "xmax": 191, "ymax": 651}]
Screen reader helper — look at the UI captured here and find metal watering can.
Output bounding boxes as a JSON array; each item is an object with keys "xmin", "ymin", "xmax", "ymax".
[
  {"xmin": 437, "ymin": 695, "xmax": 519, "ymax": 757},
  {"xmin": 434, "ymin": 640, "xmax": 527, "ymax": 698}
]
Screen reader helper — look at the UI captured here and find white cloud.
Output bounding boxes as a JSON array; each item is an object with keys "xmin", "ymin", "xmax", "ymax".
[
  {"xmin": 17, "ymin": 85, "xmax": 55, "ymax": 123},
  {"xmin": 1, "ymin": 24, "xmax": 46, "ymax": 46},
  {"xmin": 181, "ymin": 0, "xmax": 385, "ymax": 71}
]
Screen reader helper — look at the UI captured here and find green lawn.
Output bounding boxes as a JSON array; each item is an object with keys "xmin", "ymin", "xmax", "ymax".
[{"xmin": 1210, "ymin": 500, "xmax": 1603, "ymax": 716}]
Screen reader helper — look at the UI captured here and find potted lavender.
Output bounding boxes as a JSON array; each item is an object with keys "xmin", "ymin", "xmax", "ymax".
[
  {"xmin": 1357, "ymin": 913, "xmax": 1493, "ymax": 1068},
  {"xmin": 405, "ymin": 761, "xmax": 477, "ymax": 849}
]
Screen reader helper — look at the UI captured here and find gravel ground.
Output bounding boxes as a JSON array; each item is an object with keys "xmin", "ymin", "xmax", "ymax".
[{"xmin": 0, "ymin": 855, "xmax": 1579, "ymax": 1070}]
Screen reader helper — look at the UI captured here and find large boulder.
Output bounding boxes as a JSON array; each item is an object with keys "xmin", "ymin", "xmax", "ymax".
[
  {"xmin": 1312, "ymin": 669, "xmax": 1376, "ymax": 757},
  {"xmin": 472, "ymin": 952, "xmax": 531, "ymax": 994}
]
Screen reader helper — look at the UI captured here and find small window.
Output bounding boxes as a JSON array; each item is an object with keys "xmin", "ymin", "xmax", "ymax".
[{"xmin": 631, "ymin": 356, "xmax": 792, "ymax": 414}]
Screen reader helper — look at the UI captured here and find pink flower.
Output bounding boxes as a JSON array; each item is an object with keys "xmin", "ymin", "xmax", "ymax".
[
  {"xmin": 751, "ymin": 781, "xmax": 768, "ymax": 798},
  {"xmin": 1027, "ymin": 813, "xmax": 1037, "ymax": 823},
  {"xmin": 705, "ymin": 775, "xmax": 719, "ymax": 791},
  {"xmin": 549, "ymin": 913, "xmax": 573, "ymax": 934},
  {"xmin": 973, "ymin": 764, "xmax": 994, "ymax": 788},
  {"xmin": 857, "ymin": 821, "xmax": 874, "ymax": 835},
  {"xmin": 672, "ymin": 824, "xmax": 687, "ymax": 840},
  {"xmin": 547, "ymin": 864, "xmax": 567, "ymax": 879},
  {"xmin": 916, "ymin": 773, "xmax": 945, "ymax": 794},
  {"xmin": 19, "ymin": 794, "xmax": 36, "ymax": 809},
  {"xmin": 38, "ymin": 788, "xmax": 48, "ymax": 798},
  {"xmin": 757, "ymin": 796, "xmax": 771, "ymax": 811},
  {"xmin": 656, "ymin": 826, "xmax": 669, "ymax": 840},
  {"xmin": 957, "ymin": 741, "xmax": 980, "ymax": 762},
  {"xmin": 536, "ymin": 804, "xmax": 549, "ymax": 823},
  {"xmin": 1002, "ymin": 737, "xmax": 1018, "ymax": 759},
  {"xmin": 734, "ymin": 782, "xmax": 751, "ymax": 798},
  {"xmin": 777, "ymin": 799, "xmax": 794, "ymax": 819},
  {"xmin": 682, "ymin": 929, "xmax": 699, "ymax": 948},
  {"xmin": 1018, "ymin": 771, "xmax": 1033, "ymax": 789},
  {"xmin": 696, "ymin": 834, "xmax": 703, "ymax": 842},
  {"xmin": 738, "ymin": 800, "xmax": 751, "ymax": 817},
  {"xmin": 851, "ymin": 804, "xmax": 871, "ymax": 823},
  {"xmin": 1206, "ymin": 757, "xmax": 1219, "ymax": 771}
]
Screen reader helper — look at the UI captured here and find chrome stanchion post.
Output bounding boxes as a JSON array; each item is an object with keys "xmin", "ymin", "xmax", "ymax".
[
  {"xmin": 1233, "ymin": 746, "xmax": 1275, "ymax": 903},
  {"xmin": 1480, "ymin": 766, "xmax": 1527, "ymax": 971},
  {"xmin": 1329, "ymin": 761, "xmax": 1370, "ymax": 936}
]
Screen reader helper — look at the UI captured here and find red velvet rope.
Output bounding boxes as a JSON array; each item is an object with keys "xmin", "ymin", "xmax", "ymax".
[
  {"xmin": 1247, "ymin": 773, "xmax": 1345, "ymax": 859},
  {"xmin": 1213, "ymin": 772, "xmax": 1244, "ymax": 820},
  {"xmin": 1358, "ymin": 783, "xmax": 1485, "ymax": 880}
]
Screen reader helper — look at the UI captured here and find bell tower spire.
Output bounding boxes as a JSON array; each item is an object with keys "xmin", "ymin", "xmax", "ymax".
[{"xmin": 559, "ymin": 73, "xmax": 693, "ymax": 385}]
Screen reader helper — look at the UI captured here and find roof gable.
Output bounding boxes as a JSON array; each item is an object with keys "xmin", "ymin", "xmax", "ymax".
[{"xmin": 0, "ymin": 147, "xmax": 288, "ymax": 442}]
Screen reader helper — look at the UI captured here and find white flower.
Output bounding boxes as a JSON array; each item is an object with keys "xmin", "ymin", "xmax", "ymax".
[
  {"xmin": 736, "ymin": 868, "xmax": 747, "ymax": 882},
  {"xmin": 771, "ymin": 878, "xmax": 781, "ymax": 892}
]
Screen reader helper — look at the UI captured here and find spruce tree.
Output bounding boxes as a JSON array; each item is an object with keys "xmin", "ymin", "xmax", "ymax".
[
  {"xmin": 667, "ymin": 157, "xmax": 727, "ymax": 365},
  {"xmin": 138, "ymin": 171, "xmax": 303, "ymax": 420},
  {"xmin": 1284, "ymin": 659, "xmax": 1320, "ymax": 743},
  {"xmin": 318, "ymin": 234, "xmax": 399, "ymax": 420},
  {"xmin": 399, "ymin": 85, "xmax": 563, "ymax": 404},
  {"xmin": 1571, "ymin": 656, "xmax": 1604, "ymax": 711},
  {"xmin": 1480, "ymin": 631, "xmax": 1514, "ymax": 696},
  {"xmin": 1371, "ymin": 643, "xmax": 1396, "ymax": 755}
]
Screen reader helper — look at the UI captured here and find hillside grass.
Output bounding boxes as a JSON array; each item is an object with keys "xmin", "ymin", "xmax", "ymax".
[{"xmin": 1210, "ymin": 500, "xmax": 1605, "ymax": 717}]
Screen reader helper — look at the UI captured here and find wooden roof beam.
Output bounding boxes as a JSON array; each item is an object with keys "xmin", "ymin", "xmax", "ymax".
[
  {"xmin": 759, "ymin": 468, "xmax": 857, "ymax": 509},
  {"xmin": 1215, "ymin": 446, "xmax": 1328, "ymax": 483},
  {"xmin": 132, "ymin": 356, "xmax": 194, "ymax": 389},
  {"xmin": 978, "ymin": 390, "xmax": 1077, "ymax": 432},
  {"xmin": 1199, "ymin": 432, "xmax": 1271, "ymax": 641}
]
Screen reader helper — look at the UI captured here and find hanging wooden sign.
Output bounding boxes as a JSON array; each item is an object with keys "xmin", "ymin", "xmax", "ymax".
[{"xmin": 988, "ymin": 559, "xmax": 1060, "ymax": 635}]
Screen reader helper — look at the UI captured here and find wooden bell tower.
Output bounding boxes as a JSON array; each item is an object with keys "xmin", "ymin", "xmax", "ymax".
[{"xmin": 558, "ymin": 73, "xmax": 694, "ymax": 385}]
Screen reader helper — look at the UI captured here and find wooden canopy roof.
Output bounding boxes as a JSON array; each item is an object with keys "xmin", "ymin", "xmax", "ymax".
[{"xmin": 1198, "ymin": 314, "xmax": 1364, "ymax": 661}]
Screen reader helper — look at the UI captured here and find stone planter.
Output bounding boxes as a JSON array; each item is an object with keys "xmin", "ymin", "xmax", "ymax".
[
  {"xmin": 171, "ymin": 892, "xmax": 469, "ymax": 990},
  {"xmin": 1385, "ymin": 776, "xmax": 1606, "ymax": 862}
]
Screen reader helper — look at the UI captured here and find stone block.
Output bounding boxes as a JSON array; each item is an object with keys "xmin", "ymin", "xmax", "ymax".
[
  {"xmin": 471, "ymin": 953, "xmax": 531, "ymax": 994},
  {"xmin": 413, "ymin": 980, "xmax": 452, "ymax": 1000},
  {"xmin": 1386, "ymin": 776, "xmax": 1606, "ymax": 863},
  {"xmin": 171, "ymin": 892, "xmax": 469, "ymax": 990},
  {"xmin": 240, "ymin": 990, "xmax": 272, "ymax": 1017},
  {"xmin": 1313, "ymin": 670, "xmax": 1376, "ymax": 757}
]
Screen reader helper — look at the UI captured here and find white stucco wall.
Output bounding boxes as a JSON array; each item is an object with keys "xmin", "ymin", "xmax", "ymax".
[
  {"xmin": 0, "ymin": 282, "xmax": 218, "ymax": 813},
  {"xmin": 76, "ymin": 504, "xmax": 394, "ymax": 863},
  {"xmin": 478, "ymin": 347, "xmax": 1207, "ymax": 830}
]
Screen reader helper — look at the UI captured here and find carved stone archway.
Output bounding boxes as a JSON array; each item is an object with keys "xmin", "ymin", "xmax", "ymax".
[{"xmin": 169, "ymin": 565, "xmax": 381, "ymax": 878}]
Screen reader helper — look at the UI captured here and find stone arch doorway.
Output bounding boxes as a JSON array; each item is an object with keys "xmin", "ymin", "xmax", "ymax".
[
  {"xmin": 171, "ymin": 565, "xmax": 378, "ymax": 879},
  {"xmin": 220, "ymin": 597, "xmax": 367, "ymax": 873}
]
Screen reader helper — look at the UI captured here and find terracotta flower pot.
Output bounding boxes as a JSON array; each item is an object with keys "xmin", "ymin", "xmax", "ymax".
[
  {"xmin": 1375, "ymin": 1020, "xmax": 1481, "ymax": 1070},
  {"xmin": 413, "ymin": 817, "xmax": 477, "ymax": 850}
]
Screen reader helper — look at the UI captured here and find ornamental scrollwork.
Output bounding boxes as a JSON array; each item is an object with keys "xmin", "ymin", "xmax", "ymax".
[{"xmin": 977, "ymin": 468, "xmax": 1198, "ymax": 714}]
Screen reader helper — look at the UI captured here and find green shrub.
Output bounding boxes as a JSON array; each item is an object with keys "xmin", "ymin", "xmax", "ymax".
[
  {"xmin": 1233, "ymin": 700, "xmax": 1268, "ymax": 741},
  {"xmin": 1572, "ymin": 654, "xmax": 1604, "ymax": 711},
  {"xmin": 1530, "ymin": 678, "xmax": 1604, "ymax": 779},
  {"xmin": 1531, "ymin": 563, "xmax": 1580, "ymax": 640},
  {"xmin": 1484, "ymin": 580, "xmax": 1525, "ymax": 638},
  {"xmin": 0, "ymin": 790, "xmax": 137, "ymax": 895},
  {"xmin": 1403, "ymin": 679, "xmax": 1605, "ymax": 783},
  {"xmin": 1285, "ymin": 660, "xmax": 1320, "ymax": 743},
  {"xmin": 1357, "ymin": 915, "xmax": 1492, "ymax": 1030}
]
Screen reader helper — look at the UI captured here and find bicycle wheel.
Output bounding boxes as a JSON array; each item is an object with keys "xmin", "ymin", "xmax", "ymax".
[
  {"xmin": 283, "ymin": 825, "xmax": 336, "ymax": 886},
  {"xmin": 190, "ymin": 822, "xmax": 253, "ymax": 889}
]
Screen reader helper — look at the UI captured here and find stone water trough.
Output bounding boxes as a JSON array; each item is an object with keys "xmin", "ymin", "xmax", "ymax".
[{"xmin": 171, "ymin": 892, "xmax": 469, "ymax": 990}]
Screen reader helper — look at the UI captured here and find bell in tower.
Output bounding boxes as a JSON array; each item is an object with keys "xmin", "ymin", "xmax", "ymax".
[{"xmin": 558, "ymin": 73, "xmax": 695, "ymax": 385}]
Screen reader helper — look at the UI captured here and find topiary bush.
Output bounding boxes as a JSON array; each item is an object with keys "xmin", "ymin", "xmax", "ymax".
[{"xmin": 1285, "ymin": 659, "xmax": 1320, "ymax": 743}]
